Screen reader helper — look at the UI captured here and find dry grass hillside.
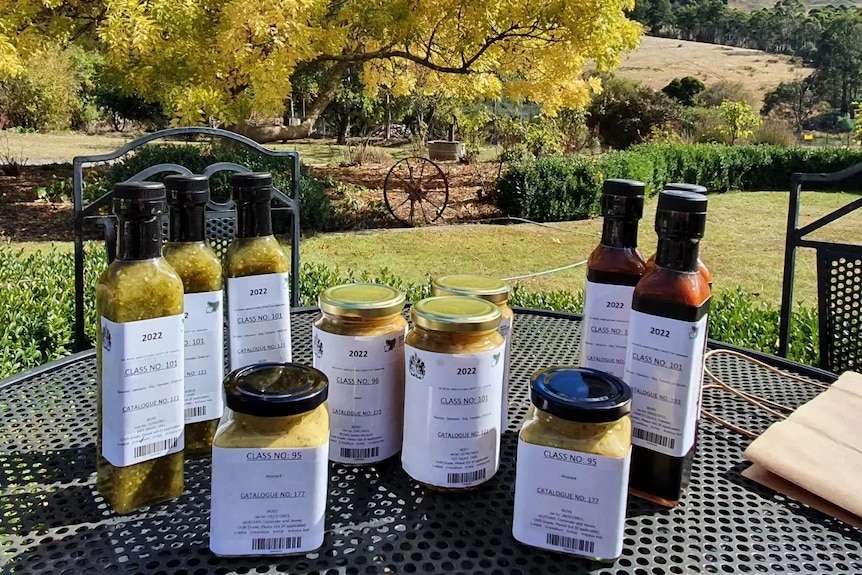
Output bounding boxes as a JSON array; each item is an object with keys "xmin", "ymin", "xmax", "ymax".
[{"xmin": 615, "ymin": 36, "xmax": 813, "ymax": 103}]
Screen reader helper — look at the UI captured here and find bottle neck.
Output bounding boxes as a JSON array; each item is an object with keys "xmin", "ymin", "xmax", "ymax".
[
  {"xmin": 655, "ymin": 237, "xmax": 700, "ymax": 272},
  {"xmin": 236, "ymin": 201, "xmax": 273, "ymax": 238},
  {"xmin": 601, "ymin": 218, "xmax": 639, "ymax": 248},
  {"xmin": 169, "ymin": 205, "xmax": 206, "ymax": 242},
  {"xmin": 118, "ymin": 215, "xmax": 163, "ymax": 261}
]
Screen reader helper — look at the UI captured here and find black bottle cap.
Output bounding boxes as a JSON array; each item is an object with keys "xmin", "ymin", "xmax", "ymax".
[
  {"xmin": 656, "ymin": 190, "xmax": 708, "ymax": 238},
  {"xmin": 603, "ymin": 178, "xmax": 646, "ymax": 197},
  {"xmin": 530, "ymin": 366, "xmax": 631, "ymax": 424},
  {"xmin": 112, "ymin": 181, "xmax": 166, "ymax": 217},
  {"xmin": 665, "ymin": 182, "xmax": 707, "ymax": 195},
  {"xmin": 165, "ymin": 174, "xmax": 210, "ymax": 206},
  {"xmin": 602, "ymin": 179, "xmax": 645, "ymax": 219},
  {"xmin": 224, "ymin": 363, "xmax": 329, "ymax": 417},
  {"xmin": 231, "ymin": 172, "xmax": 274, "ymax": 204}
]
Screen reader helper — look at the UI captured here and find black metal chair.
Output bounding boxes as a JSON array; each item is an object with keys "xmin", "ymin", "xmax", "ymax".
[
  {"xmin": 778, "ymin": 164, "xmax": 862, "ymax": 373},
  {"xmin": 72, "ymin": 127, "xmax": 301, "ymax": 352}
]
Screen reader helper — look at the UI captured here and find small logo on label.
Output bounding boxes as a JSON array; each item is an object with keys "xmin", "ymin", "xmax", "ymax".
[
  {"xmin": 313, "ymin": 333, "xmax": 323, "ymax": 358},
  {"xmin": 283, "ymin": 276, "xmax": 290, "ymax": 290},
  {"xmin": 384, "ymin": 338, "xmax": 396, "ymax": 352},
  {"xmin": 206, "ymin": 300, "xmax": 220, "ymax": 313},
  {"xmin": 409, "ymin": 352, "xmax": 426, "ymax": 379},
  {"xmin": 492, "ymin": 352, "xmax": 501, "ymax": 367},
  {"xmin": 102, "ymin": 324, "xmax": 111, "ymax": 351},
  {"xmin": 690, "ymin": 324, "xmax": 700, "ymax": 339}
]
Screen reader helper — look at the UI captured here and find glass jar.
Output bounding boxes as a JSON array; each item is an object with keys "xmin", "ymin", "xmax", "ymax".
[
  {"xmin": 313, "ymin": 283, "xmax": 407, "ymax": 465},
  {"xmin": 431, "ymin": 274, "xmax": 513, "ymax": 433},
  {"xmin": 96, "ymin": 181, "xmax": 185, "ymax": 515},
  {"xmin": 513, "ymin": 366, "xmax": 632, "ymax": 562},
  {"xmin": 210, "ymin": 363, "xmax": 330, "ymax": 556},
  {"xmin": 225, "ymin": 172, "xmax": 292, "ymax": 369},
  {"xmin": 401, "ymin": 296, "xmax": 505, "ymax": 491},
  {"xmin": 163, "ymin": 174, "xmax": 224, "ymax": 459}
]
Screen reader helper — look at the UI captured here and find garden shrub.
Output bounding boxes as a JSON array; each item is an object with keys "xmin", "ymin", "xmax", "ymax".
[
  {"xmin": 495, "ymin": 144, "xmax": 862, "ymax": 219},
  {"xmin": 0, "ymin": 246, "xmax": 822, "ymax": 378}
]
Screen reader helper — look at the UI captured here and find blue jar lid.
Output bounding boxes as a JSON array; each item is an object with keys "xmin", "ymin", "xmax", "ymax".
[{"xmin": 530, "ymin": 366, "xmax": 632, "ymax": 423}]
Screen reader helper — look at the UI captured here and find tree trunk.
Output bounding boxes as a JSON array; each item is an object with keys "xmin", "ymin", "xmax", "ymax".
[
  {"xmin": 384, "ymin": 93, "xmax": 392, "ymax": 141},
  {"xmin": 228, "ymin": 62, "xmax": 348, "ymax": 144},
  {"xmin": 336, "ymin": 112, "xmax": 350, "ymax": 145}
]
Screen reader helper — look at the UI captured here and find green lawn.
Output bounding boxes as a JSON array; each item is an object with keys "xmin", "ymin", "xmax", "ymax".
[{"xmin": 6, "ymin": 190, "xmax": 857, "ymax": 307}]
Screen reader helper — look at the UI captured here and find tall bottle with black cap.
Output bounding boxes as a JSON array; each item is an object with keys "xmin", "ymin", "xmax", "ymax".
[
  {"xmin": 645, "ymin": 183, "xmax": 712, "ymax": 289},
  {"xmin": 225, "ymin": 172, "xmax": 292, "ymax": 369},
  {"xmin": 96, "ymin": 180, "xmax": 185, "ymax": 514},
  {"xmin": 163, "ymin": 174, "xmax": 224, "ymax": 458},
  {"xmin": 579, "ymin": 178, "xmax": 647, "ymax": 379},
  {"xmin": 624, "ymin": 189, "xmax": 711, "ymax": 507}
]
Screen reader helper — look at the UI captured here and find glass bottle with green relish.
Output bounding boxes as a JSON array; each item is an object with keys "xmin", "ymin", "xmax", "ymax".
[
  {"xmin": 96, "ymin": 181, "xmax": 184, "ymax": 514},
  {"xmin": 163, "ymin": 174, "xmax": 224, "ymax": 459}
]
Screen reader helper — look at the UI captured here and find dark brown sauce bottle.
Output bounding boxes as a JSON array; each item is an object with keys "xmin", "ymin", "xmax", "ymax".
[
  {"xmin": 645, "ymin": 183, "xmax": 712, "ymax": 289},
  {"xmin": 580, "ymin": 179, "xmax": 647, "ymax": 380},
  {"xmin": 625, "ymin": 190, "xmax": 710, "ymax": 507}
]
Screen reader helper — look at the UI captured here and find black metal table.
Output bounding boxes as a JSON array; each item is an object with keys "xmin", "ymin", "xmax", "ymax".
[{"xmin": 1, "ymin": 308, "xmax": 859, "ymax": 575}]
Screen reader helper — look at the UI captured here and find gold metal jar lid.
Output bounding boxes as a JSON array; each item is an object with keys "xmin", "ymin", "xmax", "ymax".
[
  {"xmin": 411, "ymin": 296, "xmax": 501, "ymax": 333},
  {"xmin": 319, "ymin": 283, "xmax": 406, "ymax": 318},
  {"xmin": 431, "ymin": 274, "xmax": 510, "ymax": 304}
]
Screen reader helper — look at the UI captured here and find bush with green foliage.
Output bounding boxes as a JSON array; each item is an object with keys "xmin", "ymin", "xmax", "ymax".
[
  {"xmin": 0, "ymin": 246, "xmax": 821, "ymax": 379},
  {"xmin": 0, "ymin": 46, "xmax": 80, "ymax": 131},
  {"xmin": 662, "ymin": 77, "xmax": 706, "ymax": 107},
  {"xmin": 495, "ymin": 143, "xmax": 862, "ymax": 220},
  {"xmin": 587, "ymin": 77, "xmax": 683, "ymax": 150}
]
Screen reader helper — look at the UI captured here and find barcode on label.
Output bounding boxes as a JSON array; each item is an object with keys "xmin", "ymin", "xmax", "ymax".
[
  {"xmin": 340, "ymin": 447, "xmax": 379, "ymax": 459},
  {"xmin": 133, "ymin": 438, "xmax": 178, "ymax": 459},
  {"xmin": 633, "ymin": 427, "xmax": 676, "ymax": 449},
  {"xmin": 251, "ymin": 536, "xmax": 302, "ymax": 551},
  {"xmin": 447, "ymin": 468, "xmax": 487, "ymax": 485},
  {"xmin": 185, "ymin": 406, "xmax": 207, "ymax": 419},
  {"xmin": 546, "ymin": 533, "xmax": 595, "ymax": 554}
]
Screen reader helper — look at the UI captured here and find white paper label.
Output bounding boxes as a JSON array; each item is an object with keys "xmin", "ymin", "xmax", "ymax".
[
  {"xmin": 312, "ymin": 326, "xmax": 406, "ymax": 463},
  {"xmin": 512, "ymin": 441, "xmax": 630, "ymax": 559},
  {"xmin": 624, "ymin": 311, "xmax": 708, "ymax": 457},
  {"xmin": 401, "ymin": 344, "xmax": 505, "ymax": 488},
  {"xmin": 227, "ymin": 272, "xmax": 291, "ymax": 369},
  {"xmin": 100, "ymin": 315, "xmax": 184, "ymax": 467},
  {"xmin": 210, "ymin": 445, "xmax": 329, "ymax": 556},
  {"xmin": 580, "ymin": 280, "xmax": 635, "ymax": 380},
  {"xmin": 183, "ymin": 291, "xmax": 225, "ymax": 423},
  {"xmin": 499, "ymin": 316, "xmax": 514, "ymax": 432}
]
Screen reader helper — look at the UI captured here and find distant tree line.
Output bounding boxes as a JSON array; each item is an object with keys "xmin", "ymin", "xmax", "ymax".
[{"xmin": 630, "ymin": 0, "xmax": 862, "ymax": 113}]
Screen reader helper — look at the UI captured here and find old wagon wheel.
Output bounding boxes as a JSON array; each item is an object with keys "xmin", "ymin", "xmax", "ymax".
[{"xmin": 383, "ymin": 156, "xmax": 449, "ymax": 226}]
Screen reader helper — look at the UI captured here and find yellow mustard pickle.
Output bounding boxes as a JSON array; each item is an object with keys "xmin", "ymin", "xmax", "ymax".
[
  {"xmin": 210, "ymin": 363, "xmax": 330, "ymax": 556},
  {"xmin": 313, "ymin": 283, "xmax": 407, "ymax": 465},
  {"xmin": 225, "ymin": 172, "xmax": 291, "ymax": 370},
  {"xmin": 513, "ymin": 366, "xmax": 632, "ymax": 561},
  {"xmin": 401, "ymin": 296, "xmax": 504, "ymax": 491},
  {"xmin": 431, "ymin": 274, "xmax": 514, "ymax": 432},
  {"xmin": 163, "ymin": 174, "xmax": 224, "ymax": 459},
  {"xmin": 96, "ymin": 181, "xmax": 185, "ymax": 514}
]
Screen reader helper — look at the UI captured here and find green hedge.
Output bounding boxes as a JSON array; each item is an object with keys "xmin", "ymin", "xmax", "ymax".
[
  {"xmin": 0, "ymin": 245, "xmax": 820, "ymax": 379},
  {"xmin": 496, "ymin": 144, "xmax": 862, "ymax": 221}
]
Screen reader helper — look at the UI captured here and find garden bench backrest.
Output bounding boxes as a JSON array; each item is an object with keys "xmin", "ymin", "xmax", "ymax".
[
  {"xmin": 72, "ymin": 127, "xmax": 301, "ymax": 352},
  {"xmin": 778, "ymin": 164, "xmax": 862, "ymax": 373}
]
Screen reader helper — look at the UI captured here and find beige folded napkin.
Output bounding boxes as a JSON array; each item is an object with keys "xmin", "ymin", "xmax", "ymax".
[{"xmin": 743, "ymin": 371, "xmax": 862, "ymax": 524}]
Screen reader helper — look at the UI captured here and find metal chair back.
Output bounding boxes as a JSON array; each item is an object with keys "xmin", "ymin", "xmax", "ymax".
[
  {"xmin": 778, "ymin": 164, "xmax": 862, "ymax": 372},
  {"xmin": 72, "ymin": 127, "xmax": 301, "ymax": 352}
]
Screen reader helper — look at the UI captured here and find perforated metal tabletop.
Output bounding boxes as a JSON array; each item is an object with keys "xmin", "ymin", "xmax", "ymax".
[{"xmin": 1, "ymin": 309, "xmax": 860, "ymax": 574}]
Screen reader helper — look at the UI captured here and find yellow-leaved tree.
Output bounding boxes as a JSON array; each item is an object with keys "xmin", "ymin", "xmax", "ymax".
[{"xmin": 0, "ymin": 0, "xmax": 641, "ymax": 141}]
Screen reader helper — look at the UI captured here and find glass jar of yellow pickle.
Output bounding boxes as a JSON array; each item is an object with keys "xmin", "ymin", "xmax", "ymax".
[
  {"xmin": 210, "ymin": 363, "xmax": 330, "ymax": 557},
  {"xmin": 431, "ymin": 274, "xmax": 513, "ymax": 433},
  {"xmin": 313, "ymin": 283, "xmax": 407, "ymax": 465},
  {"xmin": 401, "ymin": 296, "xmax": 505, "ymax": 491},
  {"xmin": 513, "ymin": 366, "xmax": 632, "ymax": 562}
]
